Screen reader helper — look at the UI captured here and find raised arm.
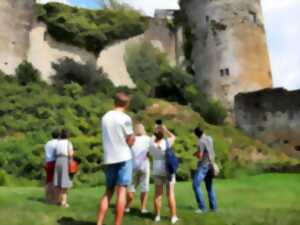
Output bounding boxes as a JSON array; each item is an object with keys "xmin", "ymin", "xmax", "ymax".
[{"xmin": 163, "ymin": 125, "xmax": 176, "ymax": 145}]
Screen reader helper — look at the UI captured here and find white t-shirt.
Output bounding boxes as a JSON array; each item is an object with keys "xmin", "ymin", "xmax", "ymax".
[
  {"xmin": 55, "ymin": 139, "xmax": 74, "ymax": 157},
  {"xmin": 102, "ymin": 110, "xmax": 134, "ymax": 164},
  {"xmin": 131, "ymin": 135, "xmax": 151, "ymax": 172},
  {"xmin": 44, "ymin": 139, "xmax": 58, "ymax": 162},
  {"xmin": 149, "ymin": 138, "xmax": 175, "ymax": 176}
]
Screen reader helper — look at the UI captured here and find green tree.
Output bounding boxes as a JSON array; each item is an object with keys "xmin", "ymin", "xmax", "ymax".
[
  {"xmin": 204, "ymin": 100, "xmax": 228, "ymax": 125},
  {"xmin": 15, "ymin": 61, "xmax": 41, "ymax": 85},
  {"xmin": 51, "ymin": 57, "xmax": 114, "ymax": 95},
  {"xmin": 125, "ymin": 41, "xmax": 169, "ymax": 96}
]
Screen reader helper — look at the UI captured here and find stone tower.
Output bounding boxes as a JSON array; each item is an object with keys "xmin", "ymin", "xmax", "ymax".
[
  {"xmin": 0, "ymin": 0, "xmax": 35, "ymax": 74},
  {"xmin": 180, "ymin": 0, "xmax": 273, "ymax": 108}
]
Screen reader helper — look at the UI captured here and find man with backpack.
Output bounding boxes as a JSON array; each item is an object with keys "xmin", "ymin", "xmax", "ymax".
[{"xmin": 192, "ymin": 127, "xmax": 218, "ymax": 213}]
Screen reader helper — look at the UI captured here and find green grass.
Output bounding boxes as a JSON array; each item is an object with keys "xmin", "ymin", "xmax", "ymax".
[{"xmin": 0, "ymin": 174, "xmax": 299, "ymax": 225}]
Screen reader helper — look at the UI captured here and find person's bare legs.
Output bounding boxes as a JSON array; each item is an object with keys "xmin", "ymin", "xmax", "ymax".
[
  {"xmin": 115, "ymin": 186, "xmax": 127, "ymax": 225},
  {"xmin": 140, "ymin": 192, "xmax": 148, "ymax": 211},
  {"xmin": 45, "ymin": 183, "xmax": 51, "ymax": 203},
  {"xmin": 167, "ymin": 183, "xmax": 177, "ymax": 217},
  {"xmin": 97, "ymin": 188, "xmax": 114, "ymax": 225},
  {"xmin": 54, "ymin": 186, "xmax": 61, "ymax": 205},
  {"xmin": 61, "ymin": 188, "xmax": 68, "ymax": 207},
  {"xmin": 154, "ymin": 184, "xmax": 163, "ymax": 217},
  {"xmin": 49, "ymin": 183, "xmax": 56, "ymax": 204},
  {"xmin": 126, "ymin": 192, "xmax": 134, "ymax": 210}
]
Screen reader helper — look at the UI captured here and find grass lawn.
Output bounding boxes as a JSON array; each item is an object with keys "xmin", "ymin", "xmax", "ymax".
[{"xmin": 0, "ymin": 173, "xmax": 299, "ymax": 225}]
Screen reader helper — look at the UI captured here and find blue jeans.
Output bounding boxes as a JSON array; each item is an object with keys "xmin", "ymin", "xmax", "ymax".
[
  {"xmin": 192, "ymin": 164, "xmax": 217, "ymax": 211},
  {"xmin": 104, "ymin": 160, "xmax": 133, "ymax": 189}
]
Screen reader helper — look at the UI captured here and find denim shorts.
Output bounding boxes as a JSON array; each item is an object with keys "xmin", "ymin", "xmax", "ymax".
[{"xmin": 104, "ymin": 160, "xmax": 133, "ymax": 189}]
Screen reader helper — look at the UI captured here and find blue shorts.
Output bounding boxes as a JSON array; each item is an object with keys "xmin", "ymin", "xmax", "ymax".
[{"xmin": 104, "ymin": 160, "xmax": 133, "ymax": 189}]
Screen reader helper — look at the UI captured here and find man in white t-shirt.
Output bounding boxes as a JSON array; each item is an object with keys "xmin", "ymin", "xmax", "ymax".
[
  {"xmin": 97, "ymin": 92, "xmax": 135, "ymax": 225},
  {"xmin": 44, "ymin": 130, "xmax": 59, "ymax": 203}
]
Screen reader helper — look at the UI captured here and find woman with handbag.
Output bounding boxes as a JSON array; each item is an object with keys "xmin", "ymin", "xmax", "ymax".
[
  {"xmin": 53, "ymin": 129, "xmax": 74, "ymax": 208},
  {"xmin": 149, "ymin": 123, "xmax": 179, "ymax": 224}
]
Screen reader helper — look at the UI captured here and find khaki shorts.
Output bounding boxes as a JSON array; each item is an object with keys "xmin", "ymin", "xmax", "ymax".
[
  {"xmin": 128, "ymin": 164, "xmax": 150, "ymax": 193},
  {"xmin": 153, "ymin": 174, "xmax": 176, "ymax": 186}
]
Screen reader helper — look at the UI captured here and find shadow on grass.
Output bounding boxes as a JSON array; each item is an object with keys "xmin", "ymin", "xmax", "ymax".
[
  {"xmin": 27, "ymin": 197, "xmax": 46, "ymax": 204},
  {"xmin": 125, "ymin": 208, "xmax": 154, "ymax": 220},
  {"xmin": 58, "ymin": 217, "xmax": 94, "ymax": 225}
]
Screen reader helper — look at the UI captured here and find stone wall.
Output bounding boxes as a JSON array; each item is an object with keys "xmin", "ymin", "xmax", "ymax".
[
  {"xmin": 98, "ymin": 17, "xmax": 183, "ymax": 87},
  {"xmin": 235, "ymin": 88, "xmax": 300, "ymax": 158},
  {"xmin": 0, "ymin": 1, "xmax": 182, "ymax": 87},
  {"xmin": 181, "ymin": 0, "xmax": 273, "ymax": 109},
  {"xmin": 0, "ymin": 0, "xmax": 35, "ymax": 74},
  {"xmin": 27, "ymin": 23, "xmax": 97, "ymax": 82}
]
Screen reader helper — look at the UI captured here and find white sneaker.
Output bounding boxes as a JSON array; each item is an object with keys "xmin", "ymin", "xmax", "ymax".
[
  {"xmin": 154, "ymin": 215, "xmax": 161, "ymax": 222},
  {"xmin": 195, "ymin": 209, "xmax": 203, "ymax": 214},
  {"xmin": 141, "ymin": 209, "xmax": 149, "ymax": 214},
  {"xmin": 125, "ymin": 208, "xmax": 130, "ymax": 213},
  {"xmin": 171, "ymin": 216, "xmax": 179, "ymax": 224}
]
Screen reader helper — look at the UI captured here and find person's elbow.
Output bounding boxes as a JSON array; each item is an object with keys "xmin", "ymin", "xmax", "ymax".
[{"xmin": 126, "ymin": 135, "xmax": 135, "ymax": 147}]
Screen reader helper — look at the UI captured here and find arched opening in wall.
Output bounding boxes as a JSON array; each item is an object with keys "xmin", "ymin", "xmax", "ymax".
[{"xmin": 295, "ymin": 146, "xmax": 300, "ymax": 152}]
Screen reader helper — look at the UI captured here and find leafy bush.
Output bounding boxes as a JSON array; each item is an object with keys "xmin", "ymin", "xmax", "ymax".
[
  {"xmin": 125, "ymin": 41, "xmax": 167, "ymax": 96},
  {"xmin": 36, "ymin": 3, "xmax": 149, "ymax": 54},
  {"xmin": 129, "ymin": 92, "xmax": 148, "ymax": 113},
  {"xmin": 203, "ymin": 100, "xmax": 228, "ymax": 125},
  {"xmin": 0, "ymin": 170, "xmax": 10, "ymax": 186},
  {"xmin": 51, "ymin": 57, "xmax": 115, "ymax": 95},
  {"xmin": 64, "ymin": 82, "xmax": 83, "ymax": 99},
  {"xmin": 15, "ymin": 61, "xmax": 41, "ymax": 85}
]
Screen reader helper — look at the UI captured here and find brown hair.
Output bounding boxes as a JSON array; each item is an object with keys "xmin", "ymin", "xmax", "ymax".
[{"xmin": 114, "ymin": 92, "xmax": 130, "ymax": 107}]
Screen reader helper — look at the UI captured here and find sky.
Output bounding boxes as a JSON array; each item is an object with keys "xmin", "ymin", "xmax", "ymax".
[{"xmin": 37, "ymin": 0, "xmax": 300, "ymax": 90}]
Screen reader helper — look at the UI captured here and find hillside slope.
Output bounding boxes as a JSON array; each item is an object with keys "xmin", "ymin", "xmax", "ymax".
[{"xmin": 0, "ymin": 73, "xmax": 297, "ymax": 186}]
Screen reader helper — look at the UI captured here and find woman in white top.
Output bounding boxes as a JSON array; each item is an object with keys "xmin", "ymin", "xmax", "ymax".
[
  {"xmin": 53, "ymin": 129, "xmax": 74, "ymax": 208},
  {"xmin": 126, "ymin": 123, "xmax": 151, "ymax": 213},
  {"xmin": 150, "ymin": 124, "xmax": 178, "ymax": 224}
]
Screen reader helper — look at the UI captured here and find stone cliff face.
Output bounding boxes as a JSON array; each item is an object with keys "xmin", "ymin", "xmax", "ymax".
[
  {"xmin": 0, "ymin": 1, "xmax": 181, "ymax": 87},
  {"xmin": 180, "ymin": 0, "xmax": 273, "ymax": 108},
  {"xmin": 235, "ymin": 88, "xmax": 300, "ymax": 158},
  {"xmin": 0, "ymin": 0, "xmax": 35, "ymax": 75},
  {"xmin": 28, "ymin": 22, "xmax": 98, "ymax": 82}
]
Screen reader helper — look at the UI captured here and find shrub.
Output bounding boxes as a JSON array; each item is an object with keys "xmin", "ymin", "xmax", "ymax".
[
  {"xmin": 64, "ymin": 82, "xmax": 83, "ymax": 99},
  {"xmin": 36, "ymin": 3, "xmax": 149, "ymax": 54},
  {"xmin": 155, "ymin": 66, "xmax": 194, "ymax": 104},
  {"xmin": 203, "ymin": 100, "xmax": 228, "ymax": 125},
  {"xmin": 15, "ymin": 61, "xmax": 41, "ymax": 85},
  {"xmin": 51, "ymin": 57, "xmax": 115, "ymax": 94},
  {"xmin": 129, "ymin": 92, "xmax": 148, "ymax": 113},
  {"xmin": 125, "ymin": 41, "xmax": 168, "ymax": 96},
  {"xmin": 0, "ymin": 170, "xmax": 10, "ymax": 186}
]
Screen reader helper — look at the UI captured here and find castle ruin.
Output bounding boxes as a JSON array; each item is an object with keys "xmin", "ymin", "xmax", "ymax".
[{"xmin": 180, "ymin": 0, "xmax": 273, "ymax": 108}]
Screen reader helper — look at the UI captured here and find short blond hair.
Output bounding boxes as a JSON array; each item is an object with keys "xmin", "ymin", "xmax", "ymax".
[{"xmin": 134, "ymin": 123, "xmax": 147, "ymax": 136}]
